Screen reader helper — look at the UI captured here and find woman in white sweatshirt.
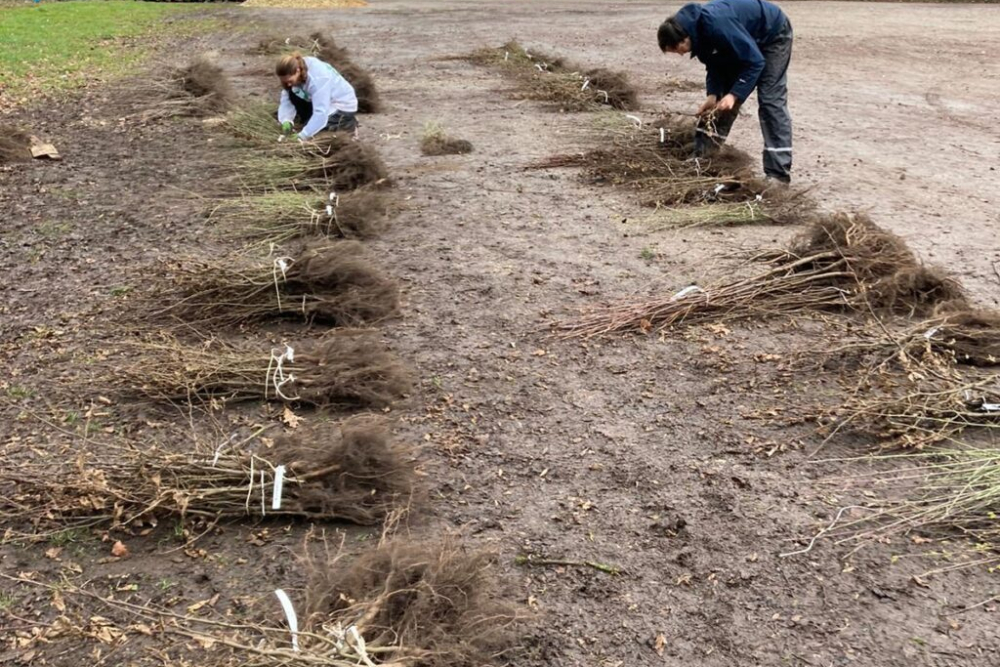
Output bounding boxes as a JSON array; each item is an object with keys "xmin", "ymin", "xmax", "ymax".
[{"xmin": 275, "ymin": 52, "xmax": 358, "ymax": 139}]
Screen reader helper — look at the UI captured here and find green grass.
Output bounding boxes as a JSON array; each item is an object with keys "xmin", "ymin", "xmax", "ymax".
[{"xmin": 0, "ymin": 1, "xmax": 218, "ymax": 106}]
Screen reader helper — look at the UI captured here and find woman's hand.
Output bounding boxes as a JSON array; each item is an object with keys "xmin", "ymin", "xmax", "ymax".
[
  {"xmin": 697, "ymin": 95, "xmax": 718, "ymax": 116},
  {"xmin": 714, "ymin": 93, "xmax": 739, "ymax": 114}
]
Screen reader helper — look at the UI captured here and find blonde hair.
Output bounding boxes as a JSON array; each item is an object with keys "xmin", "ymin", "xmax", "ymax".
[{"xmin": 276, "ymin": 52, "xmax": 308, "ymax": 79}]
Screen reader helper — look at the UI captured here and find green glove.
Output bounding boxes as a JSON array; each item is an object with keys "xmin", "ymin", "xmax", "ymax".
[{"xmin": 281, "ymin": 121, "xmax": 293, "ymax": 134}]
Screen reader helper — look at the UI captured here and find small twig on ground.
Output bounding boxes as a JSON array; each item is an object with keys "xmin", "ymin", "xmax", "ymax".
[
  {"xmin": 959, "ymin": 593, "xmax": 1000, "ymax": 614},
  {"xmin": 514, "ymin": 554, "xmax": 622, "ymax": 575}
]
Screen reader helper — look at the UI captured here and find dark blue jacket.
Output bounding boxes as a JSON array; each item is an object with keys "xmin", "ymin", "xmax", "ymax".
[{"xmin": 674, "ymin": 0, "xmax": 787, "ymax": 102}]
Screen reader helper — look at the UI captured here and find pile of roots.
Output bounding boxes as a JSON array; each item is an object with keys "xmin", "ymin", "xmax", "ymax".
[
  {"xmin": 0, "ymin": 125, "xmax": 32, "ymax": 162},
  {"xmin": 121, "ymin": 330, "xmax": 412, "ymax": 407},
  {"xmin": 420, "ymin": 123, "xmax": 473, "ymax": 156},
  {"xmin": 0, "ymin": 417, "xmax": 417, "ymax": 534},
  {"xmin": 836, "ymin": 304, "xmax": 1000, "ymax": 370},
  {"xmin": 533, "ymin": 114, "xmax": 807, "ymax": 215},
  {"xmin": 833, "ymin": 351, "xmax": 999, "ymax": 448},
  {"xmin": 466, "ymin": 40, "xmax": 639, "ymax": 112},
  {"xmin": 151, "ymin": 241, "xmax": 399, "ymax": 327},
  {"xmin": 209, "ymin": 186, "xmax": 392, "ymax": 243},
  {"xmin": 557, "ymin": 214, "xmax": 965, "ymax": 338},
  {"xmin": 297, "ymin": 540, "xmax": 518, "ymax": 666},
  {"xmin": 133, "ymin": 56, "xmax": 234, "ymax": 120}
]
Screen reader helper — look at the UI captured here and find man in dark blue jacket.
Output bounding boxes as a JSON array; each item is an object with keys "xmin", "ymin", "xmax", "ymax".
[{"xmin": 658, "ymin": 0, "xmax": 793, "ymax": 183}]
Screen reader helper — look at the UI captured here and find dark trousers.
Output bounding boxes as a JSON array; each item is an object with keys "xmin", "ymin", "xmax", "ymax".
[
  {"xmin": 288, "ymin": 93, "xmax": 358, "ymax": 133},
  {"xmin": 696, "ymin": 19, "xmax": 794, "ymax": 182}
]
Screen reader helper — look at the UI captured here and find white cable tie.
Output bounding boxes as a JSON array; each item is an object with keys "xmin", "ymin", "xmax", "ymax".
[
  {"xmin": 581, "ymin": 79, "xmax": 590, "ymax": 91},
  {"xmin": 272, "ymin": 257, "xmax": 293, "ymax": 311},
  {"xmin": 713, "ymin": 183, "xmax": 726, "ymax": 195},
  {"xmin": 670, "ymin": 285, "xmax": 704, "ymax": 302},
  {"xmin": 755, "ymin": 194, "xmax": 763, "ymax": 202},
  {"xmin": 245, "ymin": 456, "xmax": 255, "ymax": 513},
  {"xmin": 598, "ymin": 89, "xmax": 609, "ymax": 103},
  {"xmin": 923, "ymin": 327, "xmax": 940, "ymax": 339},
  {"xmin": 274, "ymin": 590, "xmax": 300, "ymax": 652},
  {"xmin": 504, "ymin": 51, "xmax": 509, "ymax": 61},
  {"xmin": 624, "ymin": 114, "xmax": 642, "ymax": 127},
  {"xmin": 272, "ymin": 465, "xmax": 286, "ymax": 510},
  {"xmin": 980, "ymin": 402, "xmax": 1000, "ymax": 413},
  {"xmin": 266, "ymin": 345, "xmax": 300, "ymax": 401},
  {"xmin": 260, "ymin": 469, "xmax": 266, "ymax": 517},
  {"xmin": 659, "ymin": 127, "xmax": 665, "ymax": 144},
  {"xmin": 535, "ymin": 63, "xmax": 545, "ymax": 72},
  {"xmin": 284, "ymin": 37, "xmax": 291, "ymax": 45}
]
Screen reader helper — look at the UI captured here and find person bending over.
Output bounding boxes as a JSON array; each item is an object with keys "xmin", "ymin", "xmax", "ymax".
[
  {"xmin": 659, "ymin": 0, "xmax": 793, "ymax": 183},
  {"xmin": 276, "ymin": 52, "xmax": 358, "ymax": 139}
]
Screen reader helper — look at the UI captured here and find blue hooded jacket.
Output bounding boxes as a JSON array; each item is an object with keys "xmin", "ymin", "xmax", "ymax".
[{"xmin": 674, "ymin": 0, "xmax": 787, "ymax": 102}]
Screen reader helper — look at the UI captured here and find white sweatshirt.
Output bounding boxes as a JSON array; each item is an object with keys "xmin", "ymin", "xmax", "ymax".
[{"xmin": 277, "ymin": 56, "xmax": 358, "ymax": 139}]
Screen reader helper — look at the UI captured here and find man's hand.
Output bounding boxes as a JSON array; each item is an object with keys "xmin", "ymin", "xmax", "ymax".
[
  {"xmin": 281, "ymin": 121, "xmax": 294, "ymax": 134},
  {"xmin": 715, "ymin": 93, "xmax": 739, "ymax": 114},
  {"xmin": 697, "ymin": 95, "xmax": 718, "ymax": 116}
]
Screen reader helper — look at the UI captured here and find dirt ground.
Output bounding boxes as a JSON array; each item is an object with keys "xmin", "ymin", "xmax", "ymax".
[{"xmin": 2, "ymin": 2, "xmax": 1000, "ymax": 666}]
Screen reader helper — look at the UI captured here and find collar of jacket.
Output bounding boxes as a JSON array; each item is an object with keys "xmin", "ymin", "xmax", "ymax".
[{"xmin": 674, "ymin": 2, "xmax": 704, "ymax": 58}]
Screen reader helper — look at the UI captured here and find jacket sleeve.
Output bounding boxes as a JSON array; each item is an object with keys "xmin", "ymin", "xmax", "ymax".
[
  {"xmin": 705, "ymin": 69, "xmax": 725, "ymax": 98},
  {"xmin": 299, "ymin": 70, "xmax": 333, "ymax": 139},
  {"xmin": 277, "ymin": 89, "xmax": 296, "ymax": 125},
  {"xmin": 707, "ymin": 18, "xmax": 765, "ymax": 102}
]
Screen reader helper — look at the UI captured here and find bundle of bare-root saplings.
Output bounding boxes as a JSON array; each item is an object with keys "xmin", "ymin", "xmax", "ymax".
[
  {"xmin": 120, "ymin": 330, "xmax": 412, "ymax": 408},
  {"xmin": 532, "ymin": 114, "xmax": 811, "ymax": 226},
  {"xmin": 557, "ymin": 213, "xmax": 962, "ymax": 338},
  {"xmin": 129, "ymin": 56, "xmax": 235, "ymax": 121},
  {"xmin": 147, "ymin": 241, "xmax": 399, "ymax": 327},
  {"xmin": 1, "ymin": 417, "xmax": 417, "ymax": 536},
  {"xmin": 466, "ymin": 39, "xmax": 639, "ymax": 112}
]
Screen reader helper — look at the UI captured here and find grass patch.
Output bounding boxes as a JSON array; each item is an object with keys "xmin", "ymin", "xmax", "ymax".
[{"xmin": 0, "ymin": 1, "xmax": 219, "ymax": 108}]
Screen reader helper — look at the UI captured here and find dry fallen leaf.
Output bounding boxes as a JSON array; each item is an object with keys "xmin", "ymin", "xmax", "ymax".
[
  {"xmin": 654, "ymin": 632, "xmax": 667, "ymax": 656},
  {"xmin": 111, "ymin": 541, "xmax": 128, "ymax": 558},
  {"xmin": 187, "ymin": 593, "xmax": 220, "ymax": 614},
  {"xmin": 282, "ymin": 406, "xmax": 302, "ymax": 429}
]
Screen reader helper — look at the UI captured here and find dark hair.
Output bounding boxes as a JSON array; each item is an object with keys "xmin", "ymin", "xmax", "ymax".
[{"xmin": 657, "ymin": 17, "xmax": 688, "ymax": 51}]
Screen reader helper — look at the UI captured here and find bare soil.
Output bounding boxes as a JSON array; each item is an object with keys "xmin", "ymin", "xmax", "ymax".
[{"xmin": 2, "ymin": 2, "xmax": 999, "ymax": 666}]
